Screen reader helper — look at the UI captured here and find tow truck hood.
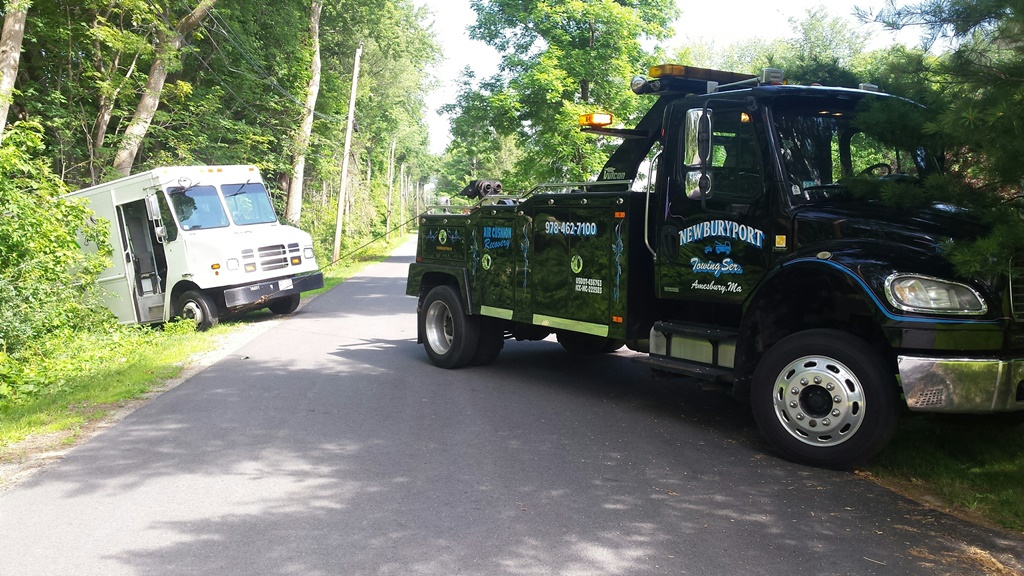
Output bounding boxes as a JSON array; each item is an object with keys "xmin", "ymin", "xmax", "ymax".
[{"xmin": 791, "ymin": 201, "xmax": 983, "ymax": 254}]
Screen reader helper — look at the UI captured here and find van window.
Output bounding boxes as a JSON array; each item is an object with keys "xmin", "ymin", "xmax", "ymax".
[
  {"xmin": 222, "ymin": 182, "xmax": 278, "ymax": 225},
  {"xmin": 168, "ymin": 185, "xmax": 230, "ymax": 230}
]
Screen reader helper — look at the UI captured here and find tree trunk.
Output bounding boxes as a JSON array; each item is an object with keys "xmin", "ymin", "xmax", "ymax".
[
  {"xmin": 112, "ymin": 0, "xmax": 217, "ymax": 176},
  {"xmin": 0, "ymin": 0, "xmax": 31, "ymax": 141},
  {"xmin": 91, "ymin": 48, "xmax": 140, "ymax": 185},
  {"xmin": 285, "ymin": 0, "xmax": 323, "ymax": 225}
]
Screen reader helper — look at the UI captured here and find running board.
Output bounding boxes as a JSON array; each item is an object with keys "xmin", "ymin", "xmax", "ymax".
[{"xmin": 635, "ymin": 355, "xmax": 733, "ymax": 380}]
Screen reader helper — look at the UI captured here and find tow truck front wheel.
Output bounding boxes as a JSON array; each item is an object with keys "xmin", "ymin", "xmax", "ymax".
[
  {"xmin": 751, "ymin": 330, "xmax": 900, "ymax": 468},
  {"xmin": 421, "ymin": 285, "xmax": 480, "ymax": 369},
  {"xmin": 176, "ymin": 290, "xmax": 219, "ymax": 331}
]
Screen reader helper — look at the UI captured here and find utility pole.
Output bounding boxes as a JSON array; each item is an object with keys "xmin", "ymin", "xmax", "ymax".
[
  {"xmin": 332, "ymin": 41, "xmax": 362, "ymax": 262},
  {"xmin": 385, "ymin": 138, "xmax": 396, "ymax": 241},
  {"xmin": 399, "ymin": 169, "xmax": 407, "ymax": 237}
]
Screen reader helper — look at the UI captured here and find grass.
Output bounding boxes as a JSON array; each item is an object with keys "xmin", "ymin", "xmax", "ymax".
[
  {"xmin": 0, "ymin": 325, "xmax": 216, "ymax": 459},
  {"xmin": 867, "ymin": 413, "xmax": 1024, "ymax": 533}
]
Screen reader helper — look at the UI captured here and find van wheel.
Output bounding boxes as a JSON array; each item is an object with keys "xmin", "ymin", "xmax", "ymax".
[
  {"xmin": 176, "ymin": 290, "xmax": 219, "ymax": 331},
  {"xmin": 268, "ymin": 294, "xmax": 301, "ymax": 315},
  {"xmin": 751, "ymin": 330, "xmax": 900, "ymax": 468},
  {"xmin": 420, "ymin": 285, "xmax": 480, "ymax": 368}
]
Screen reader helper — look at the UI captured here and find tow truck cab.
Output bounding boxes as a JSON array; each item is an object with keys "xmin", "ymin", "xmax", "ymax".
[{"xmin": 408, "ymin": 65, "xmax": 1024, "ymax": 467}]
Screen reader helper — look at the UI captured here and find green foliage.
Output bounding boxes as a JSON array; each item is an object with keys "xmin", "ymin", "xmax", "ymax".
[
  {"xmin": 443, "ymin": 0, "xmax": 678, "ymax": 188},
  {"xmin": 856, "ymin": 0, "xmax": 1024, "ymax": 276},
  {"xmin": 0, "ymin": 123, "xmax": 111, "ymax": 362}
]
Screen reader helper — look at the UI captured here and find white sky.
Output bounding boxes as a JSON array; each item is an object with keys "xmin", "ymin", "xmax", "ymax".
[{"xmin": 416, "ymin": 0, "xmax": 921, "ymax": 154}]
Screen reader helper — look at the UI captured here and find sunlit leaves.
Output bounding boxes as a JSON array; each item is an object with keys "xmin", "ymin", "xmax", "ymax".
[{"xmin": 446, "ymin": 0, "xmax": 678, "ymax": 189}]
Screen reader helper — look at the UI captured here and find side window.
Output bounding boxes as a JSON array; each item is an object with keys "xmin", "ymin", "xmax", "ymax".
[
  {"xmin": 706, "ymin": 109, "xmax": 762, "ymax": 203},
  {"xmin": 680, "ymin": 106, "xmax": 764, "ymax": 207},
  {"xmin": 632, "ymin": 141, "xmax": 662, "ymax": 193},
  {"xmin": 157, "ymin": 192, "xmax": 179, "ymax": 242}
]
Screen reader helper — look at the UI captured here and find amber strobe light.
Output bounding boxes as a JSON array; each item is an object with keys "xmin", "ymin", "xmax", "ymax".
[{"xmin": 579, "ymin": 113, "xmax": 614, "ymax": 128}]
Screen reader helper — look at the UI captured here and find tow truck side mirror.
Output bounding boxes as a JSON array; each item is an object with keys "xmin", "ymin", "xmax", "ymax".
[
  {"xmin": 685, "ymin": 170, "xmax": 712, "ymax": 200},
  {"xmin": 697, "ymin": 111, "xmax": 712, "ymax": 164}
]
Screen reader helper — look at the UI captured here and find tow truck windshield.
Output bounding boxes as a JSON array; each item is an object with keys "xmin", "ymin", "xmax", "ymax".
[{"xmin": 773, "ymin": 95, "xmax": 939, "ymax": 204}]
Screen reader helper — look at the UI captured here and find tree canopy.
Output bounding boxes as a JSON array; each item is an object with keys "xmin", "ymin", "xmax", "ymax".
[{"xmin": 437, "ymin": 0, "xmax": 678, "ymax": 192}]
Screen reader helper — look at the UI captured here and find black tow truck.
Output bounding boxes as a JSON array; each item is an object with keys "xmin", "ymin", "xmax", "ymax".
[{"xmin": 407, "ymin": 65, "xmax": 1024, "ymax": 467}]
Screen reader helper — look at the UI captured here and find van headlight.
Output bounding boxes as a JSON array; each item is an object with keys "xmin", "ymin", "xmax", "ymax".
[
  {"xmin": 304, "ymin": 247, "xmax": 315, "ymax": 260},
  {"xmin": 885, "ymin": 273, "xmax": 987, "ymax": 315}
]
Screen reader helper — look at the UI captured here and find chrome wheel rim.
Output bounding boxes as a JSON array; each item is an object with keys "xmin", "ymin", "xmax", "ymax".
[
  {"xmin": 771, "ymin": 355, "xmax": 865, "ymax": 447},
  {"xmin": 424, "ymin": 300, "xmax": 454, "ymax": 355},
  {"xmin": 182, "ymin": 300, "xmax": 204, "ymax": 325}
]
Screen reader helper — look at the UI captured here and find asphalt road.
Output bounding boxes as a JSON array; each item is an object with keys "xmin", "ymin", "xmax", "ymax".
[{"xmin": 1, "ymin": 239, "xmax": 1021, "ymax": 576}]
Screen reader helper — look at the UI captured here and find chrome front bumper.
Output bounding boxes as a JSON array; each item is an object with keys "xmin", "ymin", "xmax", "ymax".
[{"xmin": 898, "ymin": 356, "xmax": 1024, "ymax": 413}]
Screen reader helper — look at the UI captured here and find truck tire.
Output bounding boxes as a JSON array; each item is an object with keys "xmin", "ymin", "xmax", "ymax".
[
  {"xmin": 750, "ymin": 329, "xmax": 900, "ymax": 468},
  {"xmin": 421, "ymin": 285, "xmax": 480, "ymax": 369},
  {"xmin": 176, "ymin": 290, "xmax": 219, "ymax": 331},
  {"xmin": 268, "ymin": 294, "xmax": 301, "ymax": 315},
  {"xmin": 557, "ymin": 331, "xmax": 620, "ymax": 355},
  {"xmin": 472, "ymin": 317, "xmax": 504, "ymax": 366}
]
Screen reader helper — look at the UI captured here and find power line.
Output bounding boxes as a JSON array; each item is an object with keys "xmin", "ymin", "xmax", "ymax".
[{"xmin": 201, "ymin": 5, "xmax": 345, "ymax": 123}]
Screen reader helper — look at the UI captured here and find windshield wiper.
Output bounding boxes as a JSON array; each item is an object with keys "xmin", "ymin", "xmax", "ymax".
[{"xmin": 224, "ymin": 180, "xmax": 252, "ymax": 197}]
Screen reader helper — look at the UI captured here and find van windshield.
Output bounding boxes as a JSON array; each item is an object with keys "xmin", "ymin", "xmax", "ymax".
[
  {"xmin": 222, "ymin": 181, "xmax": 278, "ymax": 225},
  {"xmin": 167, "ymin": 185, "xmax": 229, "ymax": 230}
]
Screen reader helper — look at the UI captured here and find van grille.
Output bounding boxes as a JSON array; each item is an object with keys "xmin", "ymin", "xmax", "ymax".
[
  {"xmin": 1011, "ymin": 259, "xmax": 1024, "ymax": 321},
  {"xmin": 259, "ymin": 244, "xmax": 290, "ymax": 271}
]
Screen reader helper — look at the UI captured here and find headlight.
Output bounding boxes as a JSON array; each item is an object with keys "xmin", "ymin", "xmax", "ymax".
[
  {"xmin": 303, "ymin": 247, "xmax": 315, "ymax": 260},
  {"xmin": 885, "ymin": 273, "xmax": 987, "ymax": 315}
]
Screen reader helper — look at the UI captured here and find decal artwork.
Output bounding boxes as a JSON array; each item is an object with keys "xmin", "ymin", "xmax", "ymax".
[
  {"xmin": 679, "ymin": 220, "xmax": 765, "ymax": 249},
  {"xmin": 544, "ymin": 220, "xmax": 598, "ymax": 236},
  {"xmin": 469, "ymin": 229, "xmax": 480, "ymax": 281},
  {"xmin": 612, "ymin": 221, "xmax": 624, "ymax": 302},
  {"xmin": 690, "ymin": 280, "xmax": 744, "ymax": 294},
  {"xmin": 690, "ymin": 257, "xmax": 743, "ymax": 277},
  {"xmin": 520, "ymin": 221, "xmax": 531, "ymax": 289},
  {"xmin": 571, "ymin": 254, "xmax": 584, "ymax": 274},
  {"xmin": 484, "ymin": 226, "xmax": 513, "ymax": 249}
]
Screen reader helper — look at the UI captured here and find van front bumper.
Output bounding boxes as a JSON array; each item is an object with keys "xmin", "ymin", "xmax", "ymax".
[
  {"xmin": 223, "ymin": 272, "xmax": 325, "ymax": 308},
  {"xmin": 898, "ymin": 355, "xmax": 1024, "ymax": 413}
]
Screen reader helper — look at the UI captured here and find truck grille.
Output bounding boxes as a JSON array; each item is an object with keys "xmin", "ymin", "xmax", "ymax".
[
  {"xmin": 239, "ymin": 244, "xmax": 301, "ymax": 272},
  {"xmin": 1011, "ymin": 259, "xmax": 1024, "ymax": 321}
]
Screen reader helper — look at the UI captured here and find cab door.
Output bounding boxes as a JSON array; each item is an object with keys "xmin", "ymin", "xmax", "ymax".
[{"xmin": 656, "ymin": 100, "xmax": 773, "ymax": 304}]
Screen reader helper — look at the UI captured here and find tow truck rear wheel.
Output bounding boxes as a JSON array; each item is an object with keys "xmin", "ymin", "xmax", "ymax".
[
  {"xmin": 472, "ymin": 317, "xmax": 504, "ymax": 366},
  {"xmin": 268, "ymin": 294, "xmax": 301, "ymax": 315},
  {"xmin": 176, "ymin": 290, "xmax": 219, "ymax": 331},
  {"xmin": 557, "ymin": 331, "xmax": 622, "ymax": 355},
  {"xmin": 751, "ymin": 329, "xmax": 900, "ymax": 469},
  {"xmin": 421, "ymin": 285, "xmax": 480, "ymax": 369}
]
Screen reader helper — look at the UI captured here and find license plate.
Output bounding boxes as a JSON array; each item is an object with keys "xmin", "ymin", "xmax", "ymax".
[{"xmin": 279, "ymin": 278, "xmax": 293, "ymax": 291}]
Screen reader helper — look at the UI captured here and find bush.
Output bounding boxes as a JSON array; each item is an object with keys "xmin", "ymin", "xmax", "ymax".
[
  {"xmin": 0, "ymin": 122, "xmax": 112, "ymax": 354},
  {"xmin": 0, "ymin": 122, "xmax": 113, "ymax": 404}
]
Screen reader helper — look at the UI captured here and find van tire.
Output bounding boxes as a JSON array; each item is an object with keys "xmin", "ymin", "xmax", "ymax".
[
  {"xmin": 268, "ymin": 294, "xmax": 301, "ymax": 315},
  {"xmin": 177, "ymin": 290, "xmax": 219, "ymax": 331}
]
